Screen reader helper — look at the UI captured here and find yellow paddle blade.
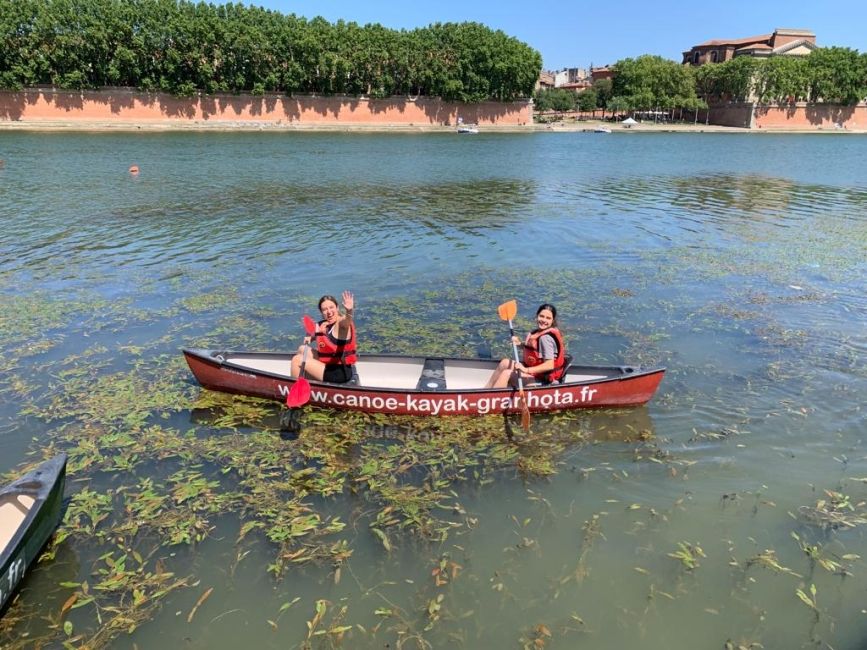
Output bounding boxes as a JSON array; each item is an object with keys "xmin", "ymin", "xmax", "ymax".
[{"xmin": 498, "ymin": 299, "xmax": 517, "ymax": 322}]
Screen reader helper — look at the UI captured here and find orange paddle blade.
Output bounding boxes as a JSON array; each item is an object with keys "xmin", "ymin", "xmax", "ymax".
[
  {"xmin": 285, "ymin": 377, "xmax": 311, "ymax": 408},
  {"xmin": 498, "ymin": 299, "xmax": 517, "ymax": 322},
  {"xmin": 521, "ymin": 402, "xmax": 531, "ymax": 431},
  {"xmin": 302, "ymin": 315, "xmax": 316, "ymax": 336}
]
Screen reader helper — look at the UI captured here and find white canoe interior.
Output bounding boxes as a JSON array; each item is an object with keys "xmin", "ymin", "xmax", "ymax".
[
  {"xmin": 0, "ymin": 494, "xmax": 35, "ymax": 552},
  {"xmin": 225, "ymin": 354, "xmax": 609, "ymax": 390}
]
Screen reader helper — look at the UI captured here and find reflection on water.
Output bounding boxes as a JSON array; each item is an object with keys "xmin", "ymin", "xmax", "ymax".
[
  {"xmin": 584, "ymin": 173, "xmax": 867, "ymax": 259},
  {"xmin": 1, "ymin": 132, "xmax": 867, "ymax": 649},
  {"xmin": 1, "ymin": 174, "xmax": 534, "ymax": 293}
]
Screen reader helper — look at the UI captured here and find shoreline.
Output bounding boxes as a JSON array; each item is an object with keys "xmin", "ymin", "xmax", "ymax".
[
  {"xmin": 0, "ymin": 119, "xmax": 864, "ymax": 134},
  {"xmin": 535, "ymin": 120, "xmax": 866, "ymax": 134}
]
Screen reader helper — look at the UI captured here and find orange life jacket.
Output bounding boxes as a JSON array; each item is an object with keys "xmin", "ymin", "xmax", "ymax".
[
  {"xmin": 522, "ymin": 327, "xmax": 566, "ymax": 382},
  {"xmin": 315, "ymin": 320, "xmax": 357, "ymax": 365}
]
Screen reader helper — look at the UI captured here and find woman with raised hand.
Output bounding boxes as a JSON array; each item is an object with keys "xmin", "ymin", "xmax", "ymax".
[{"xmin": 291, "ymin": 290, "xmax": 357, "ymax": 384}]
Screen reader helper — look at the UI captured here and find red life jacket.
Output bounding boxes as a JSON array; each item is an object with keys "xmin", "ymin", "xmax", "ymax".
[
  {"xmin": 315, "ymin": 320, "xmax": 357, "ymax": 365},
  {"xmin": 522, "ymin": 327, "xmax": 566, "ymax": 382}
]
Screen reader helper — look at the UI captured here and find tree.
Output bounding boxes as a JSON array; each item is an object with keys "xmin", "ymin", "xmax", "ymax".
[
  {"xmin": 806, "ymin": 47, "xmax": 867, "ymax": 104},
  {"xmin": 592, "ymin": 77, "xmax": 612, "ymax": 109},
  {"xmin": 716, "ymin": 57, "xmax": 758, "ymax": 101},
  {"xmin": 611, "ymin": 55, "xmax": 695, "ymax": 111},
  {"xmin": 0, "ymin": 0, "xmax": 542, "ymax": 101},
  {"xmin": 533, "ymin": 87, "xmax": 575, "ymax": 112},
  {"xmin": 0, "ymin": 0, "xmax": 40, "ymax": 89},
  {"xmin": 606, "ymin": 95, "xmax": 631, "ymax": 116},
  {"xmin": 677, "ymin": 95, "xmax": 706, "ymax": 123},
  {"xmin": 576, "ymin": 88, "xmax": 597, "ymax": 111},
  {"xmin": 753, "ymin": 56, "xmax": 808, "ymax": 103}
]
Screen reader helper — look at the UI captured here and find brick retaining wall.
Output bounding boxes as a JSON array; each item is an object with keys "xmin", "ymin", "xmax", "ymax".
[
  {"xmin": 0, "ymin": 88, "xmax": 533, "ymax": 127},
  {"xmin": 709, "ymin": 101, "xmax": 867, "ymax": 130},
  {"xmin": 752, "ymin": 103, "xmax": 865, "ymax": 130}
]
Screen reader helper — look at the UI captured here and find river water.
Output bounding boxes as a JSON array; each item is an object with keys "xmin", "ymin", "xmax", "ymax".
[{"xmin": 0, "ymin": 131, "xmax": 866, "ymax": 649}]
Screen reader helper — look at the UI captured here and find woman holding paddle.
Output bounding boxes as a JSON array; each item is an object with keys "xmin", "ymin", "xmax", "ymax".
[
  {"xmin": 484, "ymin": 303, "xmax": 566, "ymax": 389},
  {"xmin": 290, "ymin": 290, "xmax": 357, "ymax": 384}
]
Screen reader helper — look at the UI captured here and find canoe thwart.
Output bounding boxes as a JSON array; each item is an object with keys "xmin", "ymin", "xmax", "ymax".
[{"xmin": 416, "ymin": 358, "xmax": 446, "ymax": 391}]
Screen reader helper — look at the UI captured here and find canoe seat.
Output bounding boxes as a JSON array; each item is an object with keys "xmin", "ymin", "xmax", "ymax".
[
  {"xmin": 559, "ymin": 354, "xmax": 573, "ymax": 383},
  {"xmin": 0, "ymin": 494, "xmax": 35, "ymax": 550},
  {"xmin": 416, "ymin": 358, "xmax": 446, "ymax": 391}
]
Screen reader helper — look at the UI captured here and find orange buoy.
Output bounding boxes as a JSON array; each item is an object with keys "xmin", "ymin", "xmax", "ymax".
[{"xmin": 128, "ymin": 165, "xmax": 140, "ymax": 174}]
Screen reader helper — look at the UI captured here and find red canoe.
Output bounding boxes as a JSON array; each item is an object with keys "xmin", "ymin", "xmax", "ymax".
[{"xmin": 183, "ymin": 349, "xmax": 665, "ymax": 417}]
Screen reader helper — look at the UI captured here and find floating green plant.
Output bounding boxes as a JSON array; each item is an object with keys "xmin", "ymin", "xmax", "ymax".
[
  {"xmin": 795, "ymin": 489, "xmax": 867, "ymax": 531},
  {"xmin": 4, "ymin": 249, "xmax": 859, "ymax": 650},
  {"xmin": 668, "ymin": 541, "xmax": 706, "ymax": 571},
  {"xmin": 178, "ymin": 288, "xmax": 241, "ymax": 314},
  {"xmin": 743, "ymin": 549, "xmax": 801, "ymax": 578},
  {"xmin": 790, "ymin": 532, "xmax": 859, "ymax": 577}
]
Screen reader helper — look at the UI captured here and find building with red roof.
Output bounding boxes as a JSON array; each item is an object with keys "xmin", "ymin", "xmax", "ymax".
[
  {"xmin": 590, "ymin": 66, "xmax": 614, "ymax": 82},
  {"xmin": 683, "ymin": 28, "xmax": 816, "ymax": 66},
  {"xmin": 536, "ymin": 70, "xmax": 555, "ymax": 91}
]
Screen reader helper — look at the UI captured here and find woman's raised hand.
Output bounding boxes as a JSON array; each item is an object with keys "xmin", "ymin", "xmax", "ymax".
[{"xmin": 342, "ymin": 290, "xmax": 354, "ymax": 312}]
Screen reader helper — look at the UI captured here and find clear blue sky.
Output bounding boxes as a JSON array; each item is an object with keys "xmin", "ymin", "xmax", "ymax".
[{"xmin": 244, "ymin": 0, "xmax": 866, "ymax": 70}]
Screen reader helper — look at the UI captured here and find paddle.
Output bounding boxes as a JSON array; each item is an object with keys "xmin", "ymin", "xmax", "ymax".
[
  {"xmin": 285, "ymin": 315, "xmax": 317, "ymax": 408},
  {"xmin": 497, "ymin": 299, "xmax": 531, "ymax": 431}
]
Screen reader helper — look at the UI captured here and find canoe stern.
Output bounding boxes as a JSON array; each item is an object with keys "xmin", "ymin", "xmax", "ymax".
[{"xmin": 0, "ymin": 453, "xmax": 67, "ymax": 613}]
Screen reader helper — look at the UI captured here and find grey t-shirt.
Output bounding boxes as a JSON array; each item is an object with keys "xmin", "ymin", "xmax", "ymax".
[{"xmin": 537, "ymin": 333, "xmax": 557, "ymax": 360}]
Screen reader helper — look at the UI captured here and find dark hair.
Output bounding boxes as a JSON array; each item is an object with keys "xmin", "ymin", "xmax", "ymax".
[
  {"xmin": 536, "ymin": 303, "xmax": 558, "ymax": 327},
  {"xmin": 318, "ymin": 295, "xmax": 339, "ymax": 311}
]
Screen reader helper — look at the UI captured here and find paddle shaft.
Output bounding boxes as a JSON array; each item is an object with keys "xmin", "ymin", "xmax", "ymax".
[
  {"xmin": 299, "ymin": 340, "xmax": 310, "ymax": 378},
  {"xmin": 508, "ymin": 320, "xmax": 526, "ymax": 395},
  {"xmin": 300, "ymin": 314, "xmax": 317, "ymax": 378}
]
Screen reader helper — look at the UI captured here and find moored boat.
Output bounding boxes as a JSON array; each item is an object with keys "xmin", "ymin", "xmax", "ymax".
[
  {"xmin": 183, "ymin": 349, "xmax": 665, "ymax": 417},
  {"xmin": 0, "ymin": 453, "xmax": 67, "ymax": 614}
]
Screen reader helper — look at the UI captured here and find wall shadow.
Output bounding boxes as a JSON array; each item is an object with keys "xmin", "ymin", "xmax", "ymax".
[
  {"xmin": 280, "ymin": 96, "xmax": 301, "ymax": 122},
  {"xmin": 160, "ymin": 93, "xmax": 197, "ymax": 119},
  {"xmin": 420, "ymin": 98, "xmax": 530, "ymax": 126},
  {"xmin": 0, "ymin": 92, "xmax": 27, "ymax": 119},
  {"xmin": 0, "ymin": 88, "xmax": 532, "ymax": 126},
  {"xmin": 708, "ymin": 102, "xmax": 752, "ymax": 128},
  {"xmin": 368, "ymin": 97, "xmax": 409, "ymax": 116},
  {"xmin": 43, "ymin": 90, "xmax": 84, "ymax": 112},
  {"xmin": 805, "ymin": 103, "xmax": 854, "ymax": 126}
]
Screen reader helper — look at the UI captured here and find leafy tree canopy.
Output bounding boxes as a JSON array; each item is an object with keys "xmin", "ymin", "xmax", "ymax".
[
  {"xmin": 693, "ymin": 48, "xmax": 866, "ymax": 105},
  {"xmin": 533, "ymin": 87, "xmax": 576, "ymax": 112},
  {"xmin": 805, "ymin": 46, "xmax": 867, "ymax": 104},
  {"xmin": 611, "ymin": 55, "xmax": 695, "ymax": 109},
  {"xmin": 0, "ymin": 0, "xmax": 541, "ymax": 102},
  {"xmin": 606, "ymin": 48, "xmax": 866, "ymax": 109},
  {"xmin": 591, "ymin": 77, "xmax": 612, "ymax": 108}
]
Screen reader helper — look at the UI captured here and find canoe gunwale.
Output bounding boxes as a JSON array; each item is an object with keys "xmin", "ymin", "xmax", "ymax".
[
  {"xmin": 184, "ymin": 348, "xmax": 664, "ymax": 396},
  {"xmin": 0, "ymin": 453, "xmax": 68, "ymax": 614}
]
